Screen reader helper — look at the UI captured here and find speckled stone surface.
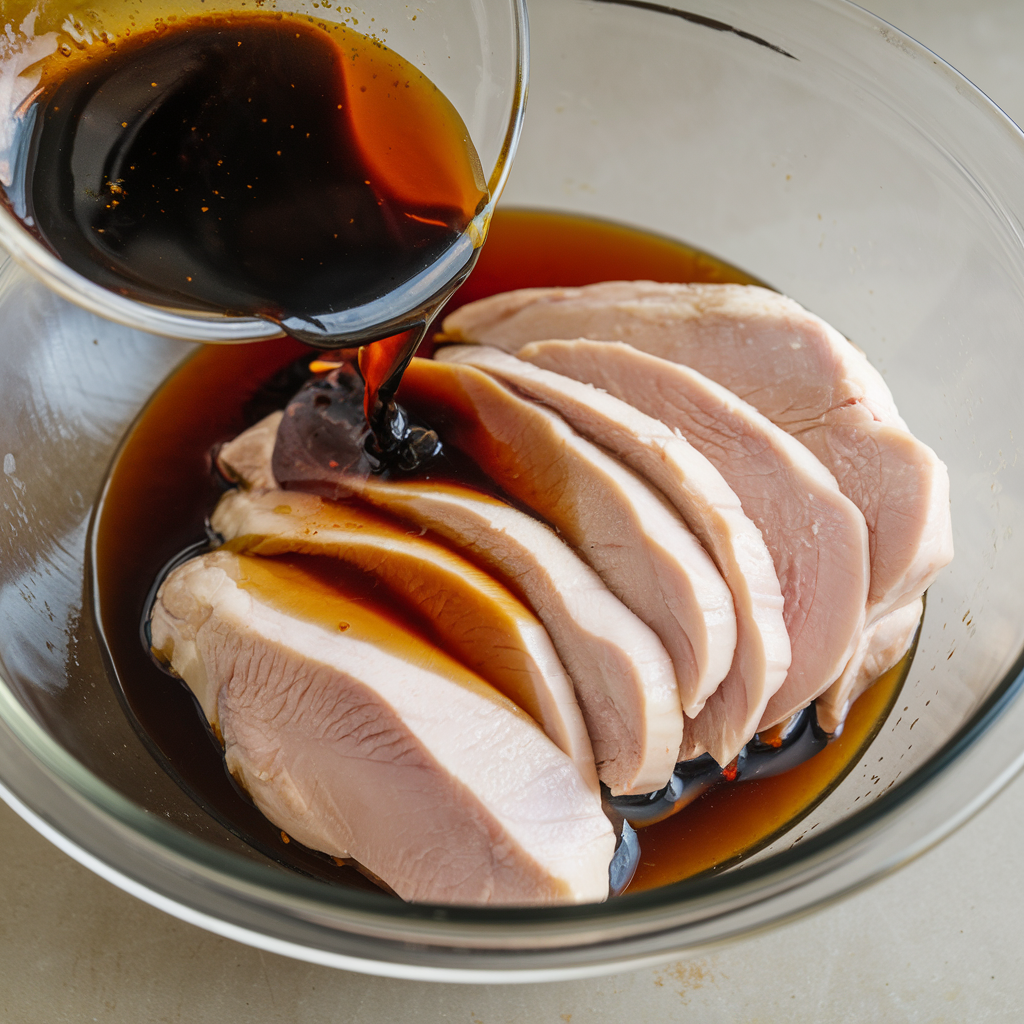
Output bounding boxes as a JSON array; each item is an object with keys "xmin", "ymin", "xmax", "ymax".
[{"xmin": 2, "ymin": 1, "xmax": 1023, "ymax": 1020}]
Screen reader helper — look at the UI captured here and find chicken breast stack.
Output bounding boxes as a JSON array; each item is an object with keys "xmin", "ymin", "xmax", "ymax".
[
  {"xmin": 443, "ymin": 281, "xmax": 951, "ymax": 733},
  {"xmin": 153, "ymin": 280, "xmax": 952, "ymax": 907}
]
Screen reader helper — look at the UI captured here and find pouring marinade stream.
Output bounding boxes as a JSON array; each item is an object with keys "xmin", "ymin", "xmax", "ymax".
[
  {"xmin": 20, "ymin": 14, "xmax": 950, "ymax": 905},
  {"xmin": 3, "ymin": 10, "xmax": 488, "ymax": 464}
]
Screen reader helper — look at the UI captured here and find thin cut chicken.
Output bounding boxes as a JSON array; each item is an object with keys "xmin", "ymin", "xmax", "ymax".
[
  {"xmin": 443, "ymin": 282, "xmax": 902, "ymax": 430},
  {"xmin": 216, "ymin": 410, "xmax": 283, "ymax": 493},
  {"xmin": 437, "ymin": 344, "xmax": 791, "ymax": 766},
  {"xmin": 151, "ymin": 550, "xmax": 615, "ymax": 905},
  {"xmin": 442, "ymin": 281, "xmax": 952, "ymax": 623},
  {"xmin": 815, "ymin": 598, "xmax": 923, "ymax": 734},
  {"xmin": 217, "ymin": 413, "xmax": 681, "ymax": 797},
  {"xmin": 399, "ymin": 357, "xmax": 734, "ymax": 732},
  {"xmin": 216, "ymin": 413, "xmax": 280, "ymax": 492},
  {"xmin": 520, "ymin": 340, "xmax": 870, "ymax": 731},
  {"xmin": 211, "ymin": 487, "xmax": 597, "ymax": 792}
]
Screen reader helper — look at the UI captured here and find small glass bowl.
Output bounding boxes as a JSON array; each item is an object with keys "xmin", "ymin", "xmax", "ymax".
[
  {"xmin": 0, "ymin": 0, "xmax": 1022, "ymax": 982},
  {"xmin": 0, "ymin": 0, "xmax": 528, "ymax": 342}
]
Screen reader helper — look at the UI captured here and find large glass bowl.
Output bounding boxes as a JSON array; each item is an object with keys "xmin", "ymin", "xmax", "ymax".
[{"xmin": 0, "ymin": 0, "xmax": 1022, "ymax": 982}]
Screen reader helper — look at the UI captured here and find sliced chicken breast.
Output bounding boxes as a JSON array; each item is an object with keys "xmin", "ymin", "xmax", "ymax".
[
  {"xmin": 799, "ymin": 422, "xmax": 952, "ymax": 620},
  {"xmin": 438, "ymin": 344, "xmax": 791, "ymax": 766},
  {"xmin": 151, "ymin": 550, "xmax": 614, "ymax": 905},
  {"xmin": 341, "ymin": 481, "xmax": 678, "ymax": 797},
  {"xmin": 216, "ymin": 413, "xmax": 681, "ymax": 796},
  {"xmin": 443, "ymin": 282, "xmax": 952, "ymax": 623},
  {"xmin": 211, "ymin": 487, "xmax": 597, "ymax": 794},
  {"xmin": 816, "ymin": 598, "xmax": 923, "ymax": 735},
  {"xmin": 216, "ymin": 410, "xmax": 282, "ymax": 492},
  {"xmin": 399, "ymin": 358, "xmax": 733, "ymax": 735},
  {"xmin": 520, "ymin": 340, "xmax": 870, "ymax": 731},
  {"xmin": 216, "ymin": 411, "xmax": 282, "ymax": 492},
  {"xmin": 443, "ymin": 282, "xmax": 902, "ymax": 430}
]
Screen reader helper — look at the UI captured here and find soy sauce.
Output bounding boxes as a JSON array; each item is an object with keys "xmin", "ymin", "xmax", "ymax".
[
  {"xmin": 5, "ymin": 10, "xmax": 490, "ymax": 464},
  {"xmin": 92, "ymin": 209, "xmax": 910, "ymax": 897},
  {"xmin": 5, "ymin": 11, "xmax": 487, "ymax": 334}
]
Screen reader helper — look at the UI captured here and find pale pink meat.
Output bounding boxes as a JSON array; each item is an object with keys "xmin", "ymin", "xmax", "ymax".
[
  {"xmin": 799, "ymin": 422, "xmax": 952, "ymax": 620},
  {"xmin": 216, "ymin": 414, "xmax": 681, "ymax": 797},
  {"xmin": 150, "ymin": 550, "xmax": 614, "ymax": 906},
  {"xmin": 816, "ymin": 598, "xmax": 923, "ymax": 734},
  {"xmin": 443, "ymin": 281, "xmax": 953, "ymax": 624},
  {"xmin": 216, "ymin": 412, "xmax": 281, "ymax": 492},
  {"xmin": 345, "ymin": 485, "xmax": 678, "ymax": 797},
  {"xmin": 437, "ymin": 344, "xmax": 790, "ymax": 766},
  {"xmin": 400, "ymin": 358, "xmax": 734, "ymax": 738},
  {"xmin": 211, "ymin": 487, "xmax": 598, "ymax": 794},
  {"xmin": 520, "ymin": 340, "xmax": 870, "ymax": 731},
  {"xmin": 442, "ymin": 282, "xmax": 903, "ymax": 431}
]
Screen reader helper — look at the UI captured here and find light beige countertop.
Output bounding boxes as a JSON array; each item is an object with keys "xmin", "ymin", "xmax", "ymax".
[
  {"xmin": 2, "ymin": 770, "xmax": 1023, "ymax": 1022},
  {"xmin": 2, "ymin": 1, "xmax": 1023, "ymax": 1020}
]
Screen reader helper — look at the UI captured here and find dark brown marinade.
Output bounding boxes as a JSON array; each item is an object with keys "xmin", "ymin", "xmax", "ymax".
[
  {"xmin": 8, "ymin": 10, "xmax": 493, "ymax": 462},
  {"xmin": 93, "ymin": 209, "xmax": 908, "ymax": 896},
  {"xmin": 5, "ymin": 12, "xmax": 486, "ymax": 327}
]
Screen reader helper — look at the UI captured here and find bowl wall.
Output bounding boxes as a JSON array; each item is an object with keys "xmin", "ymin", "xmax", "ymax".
[{"xmin": 0, "ymin": 0, "xmax": 1022, "ymax": 981}]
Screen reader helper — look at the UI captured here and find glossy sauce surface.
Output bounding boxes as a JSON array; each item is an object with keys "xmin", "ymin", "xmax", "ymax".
[
  {"xmin": 224, "ymin": 551, "xmax": 517, "ymax": 710},
  {"xmin": 5, "ymin": 12, "xmax": 486, "ymax": 325},
  {"xmin": 626, "ymin": 654, "xmax": 908, "ymax": 892},
  {"xmin": 93, "ymin": 208, "xmax": 908, "ymax": 895}
]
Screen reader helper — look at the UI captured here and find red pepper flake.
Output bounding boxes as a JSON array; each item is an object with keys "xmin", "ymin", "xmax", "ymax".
[{"xmin": 722, "ymin": 758, "xmax": 739, "ymax": 782}]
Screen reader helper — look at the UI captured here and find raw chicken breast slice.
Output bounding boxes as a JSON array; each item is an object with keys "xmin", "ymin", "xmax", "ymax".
[
  {"xmin": 443, "ymin": 281, "xmax": 952, "ymax": 624},
  {"xmin": 216, "ymin": 410, "xmax": 282, "ymax": 492},
  {"xmin": 520, "ymin": 340, "xmax": 870, "ymax": 732},
  {"xmin": 442, "ymin": 281, "xmax": 903, "ymax": 431},
  {"xmin": 798, "ymin": 422, "xmax": 952, "ymax": 621},
  {"xmin": 816, "ymin": 598, "xmax": 923, "ymax": 735},
  {"xmin": 211, "ymin": 487, "xmax": 597, "ymax": 794},
  {"xmin": 438, "ymin": 344, "xmax": 791, "ymax": 767},
  {"xmin": 399, "ymin": 357, "xmax": 732, "ymax": 738},
  {"xmin": 342, "ymin": 482, "xmax": 678, "ymax": 798},
  {"xmin": 216, "ymin": 412, "xmax": 280, "ymax": 492},
  {"xmin": 151, "ymin": 551, "xmax": 614, "ymax": 905},
  {"xmin": 217, "ymin": 413, "xmax": 681, "ymax": 796}
]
